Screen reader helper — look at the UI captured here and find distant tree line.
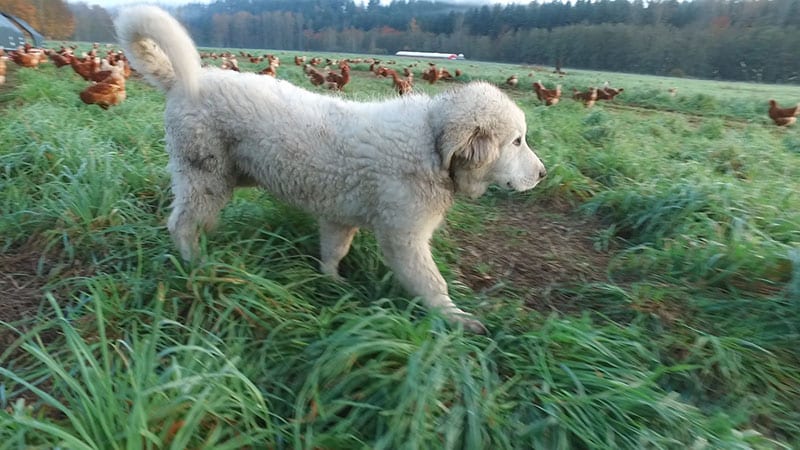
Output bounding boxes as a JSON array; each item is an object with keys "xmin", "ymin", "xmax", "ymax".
[
  {"xmin": 60, "ymin": 0, "xmax": 800, "ymax": 83},
  {"xmin": 0, "ymin": 0, "xmax": 74, "ymax": 40},
  {"xmin": 68, "ymin": 2, "xmax": 114, "ymax": 43}
]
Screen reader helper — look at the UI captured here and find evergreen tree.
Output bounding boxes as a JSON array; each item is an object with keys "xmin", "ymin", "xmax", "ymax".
[{"xmin": 60, "ymin": 0, "xmax": 800, "ymax": 84}]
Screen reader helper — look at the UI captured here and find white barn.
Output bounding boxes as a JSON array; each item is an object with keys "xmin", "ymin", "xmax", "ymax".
[{"xmin": 395, "ymin": 51, "xmax": 465, "ymax": 60}]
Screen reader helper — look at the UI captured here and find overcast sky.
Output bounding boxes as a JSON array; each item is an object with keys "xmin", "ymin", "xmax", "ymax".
[{"xmin": 73, "ymin": 0, "xmax": 518, "ymax": 9}]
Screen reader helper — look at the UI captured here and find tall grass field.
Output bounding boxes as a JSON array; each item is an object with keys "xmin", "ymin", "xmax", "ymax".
[{"xmin": 1, "ymin": 46, "xmax": 800, "ymax": 449}]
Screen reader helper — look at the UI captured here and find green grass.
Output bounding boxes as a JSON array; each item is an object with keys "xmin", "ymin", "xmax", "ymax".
[{"xmin": 1, "ymin": 48, "xmax": 799, "ymax": 449}]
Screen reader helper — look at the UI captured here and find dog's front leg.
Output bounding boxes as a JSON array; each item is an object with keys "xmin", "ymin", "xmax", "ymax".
[{"xmin": 376, "ymin": 231, "xmax": 488, "ymax": 334}]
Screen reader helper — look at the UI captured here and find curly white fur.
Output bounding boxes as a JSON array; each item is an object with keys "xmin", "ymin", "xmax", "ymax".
[{"xmin": 115, "ymin": 5, "xmax": 547, "ymax": 333}]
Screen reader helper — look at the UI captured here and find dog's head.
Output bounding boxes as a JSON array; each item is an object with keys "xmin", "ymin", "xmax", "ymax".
[{"xmin": 432, "ymin": 82, "xmax": 547, "ymax": 199}]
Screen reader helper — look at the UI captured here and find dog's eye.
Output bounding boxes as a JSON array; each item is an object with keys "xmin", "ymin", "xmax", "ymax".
[{"xmin": 513, "ymin": 137, "xmax": 522, "ymax": 146}]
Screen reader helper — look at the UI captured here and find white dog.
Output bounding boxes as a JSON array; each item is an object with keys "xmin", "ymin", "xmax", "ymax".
[{"xmin": 115, "ymin": 6, "xmax": 546, "ymax": 333}]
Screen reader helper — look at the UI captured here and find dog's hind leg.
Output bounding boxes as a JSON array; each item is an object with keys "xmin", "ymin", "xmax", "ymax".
[
  {"xmin": 167, "ymin": 162, "xmax": 235, "ymax": 261},
  {"xmin": 319, "ymin": 220, "xmax": 358, "ymax": 281},
  {"xmin": 376, "ymin": 231, "xmax": 488, "ymax": 334}
]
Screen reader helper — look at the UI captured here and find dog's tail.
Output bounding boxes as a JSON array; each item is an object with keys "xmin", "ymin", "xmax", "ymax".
[{"xmin": 115, "ymin": 5, "xmax": 201, "ymax": 97}]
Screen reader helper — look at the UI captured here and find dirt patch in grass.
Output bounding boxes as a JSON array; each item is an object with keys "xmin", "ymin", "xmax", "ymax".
[
  {"xmin": 0, "ymin": 245, "xmax": 94, "ymax": 419},
  {"xmin": 0, "ymin": 244, "xmax": 91, "ymax": 348},
  {"xmin": 0, "ymin": 250, "xmax": 50, "ymax": 344},
  {"xmin": 450, "ymin": 197, "xmax": 612, "ymax": 314}
]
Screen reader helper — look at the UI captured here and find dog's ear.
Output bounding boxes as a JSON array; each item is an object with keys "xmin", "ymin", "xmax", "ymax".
[
  {"xmin": 439, "ymin": 126, "xmax": 499, "ymax": 171},
  {"xmin": 459, "ymin": 128, "xmax": 499, "ymax": 169}
]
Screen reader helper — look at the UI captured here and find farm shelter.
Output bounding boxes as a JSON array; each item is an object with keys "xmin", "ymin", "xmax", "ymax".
[{"xmin": 0, "ymin": 12, "xmax": 44, "ymax": 50}]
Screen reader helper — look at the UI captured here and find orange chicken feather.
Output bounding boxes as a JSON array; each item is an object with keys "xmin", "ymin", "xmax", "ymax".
[
  {"xmin": 304, "ymin": 64, "xmax": 326, "ymax": 86},
  {"xmin": 768, "ymin": 99, "xmax": 800, "ymax": 126},
  {"xmin": 573, "ymin": 87, "xmax": 598, "ymax": 107},
  {"xmin": 324, "ymin": 63, "xmax": 351, "ymax": 90},
  {"xmin": 80, "ymin": 72, "xmax": 126, "ymax": 110},
  {"xmin": 533, "ymin": 81, "xmax": 562, "ymax": 106},
  {"xmin": 0, "ymin": 52, "xmax": 6, "ymax": 85},
  {"xmin": 9, "ymin": 47, "xmax": 42, "ymax": 68}
]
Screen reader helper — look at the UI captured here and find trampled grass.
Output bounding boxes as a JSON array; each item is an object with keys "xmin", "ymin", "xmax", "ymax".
[{"xmin": 1, "ymin": 48, "xmax": 799, "ymax": 449}]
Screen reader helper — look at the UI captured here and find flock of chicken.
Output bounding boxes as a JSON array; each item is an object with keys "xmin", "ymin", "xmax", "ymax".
[
  {"xmin": 202, "ymin": 50, "xmax": 460, "ymax": 96},
  {"xmin": 303, "ymin": 60, "xmax": 352, "ymax": 91},
  {"xmin": 2, "ymin": 42, "xmax": 131, "ymax": 109},
  {"xmin": 1, "ymin": 43, "xmax": 798, "ymax": 126},
  {"xmin": 509, "ymin": 72, "xmax": 800, "ymax": 126},
  {"xmin": 509, "ymin": 75, "xmax": 625, "ymax": 108}
]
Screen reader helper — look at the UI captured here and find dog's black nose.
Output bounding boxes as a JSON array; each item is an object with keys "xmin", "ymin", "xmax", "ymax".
[{"xmin": 540, "ymin": 167, "xmax": 547, "ymax": 178}]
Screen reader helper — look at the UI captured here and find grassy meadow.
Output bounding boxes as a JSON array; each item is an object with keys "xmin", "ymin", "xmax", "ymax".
[{"xmin": 1, "ymin": 46, "xmax": 800, "ymax": 449}]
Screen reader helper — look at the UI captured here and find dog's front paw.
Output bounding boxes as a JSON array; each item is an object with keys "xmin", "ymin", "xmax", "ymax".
[
  {"xmin": 462, "ymin": 317, "xmax": 489, "ymax": 335},
  {"xmin": 450, "ymin": 313, "xmax": 488, "ymax": 335},
  {"xmin": 320, "ymin": 263, "xmax": 345, "ymax": 282}
]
